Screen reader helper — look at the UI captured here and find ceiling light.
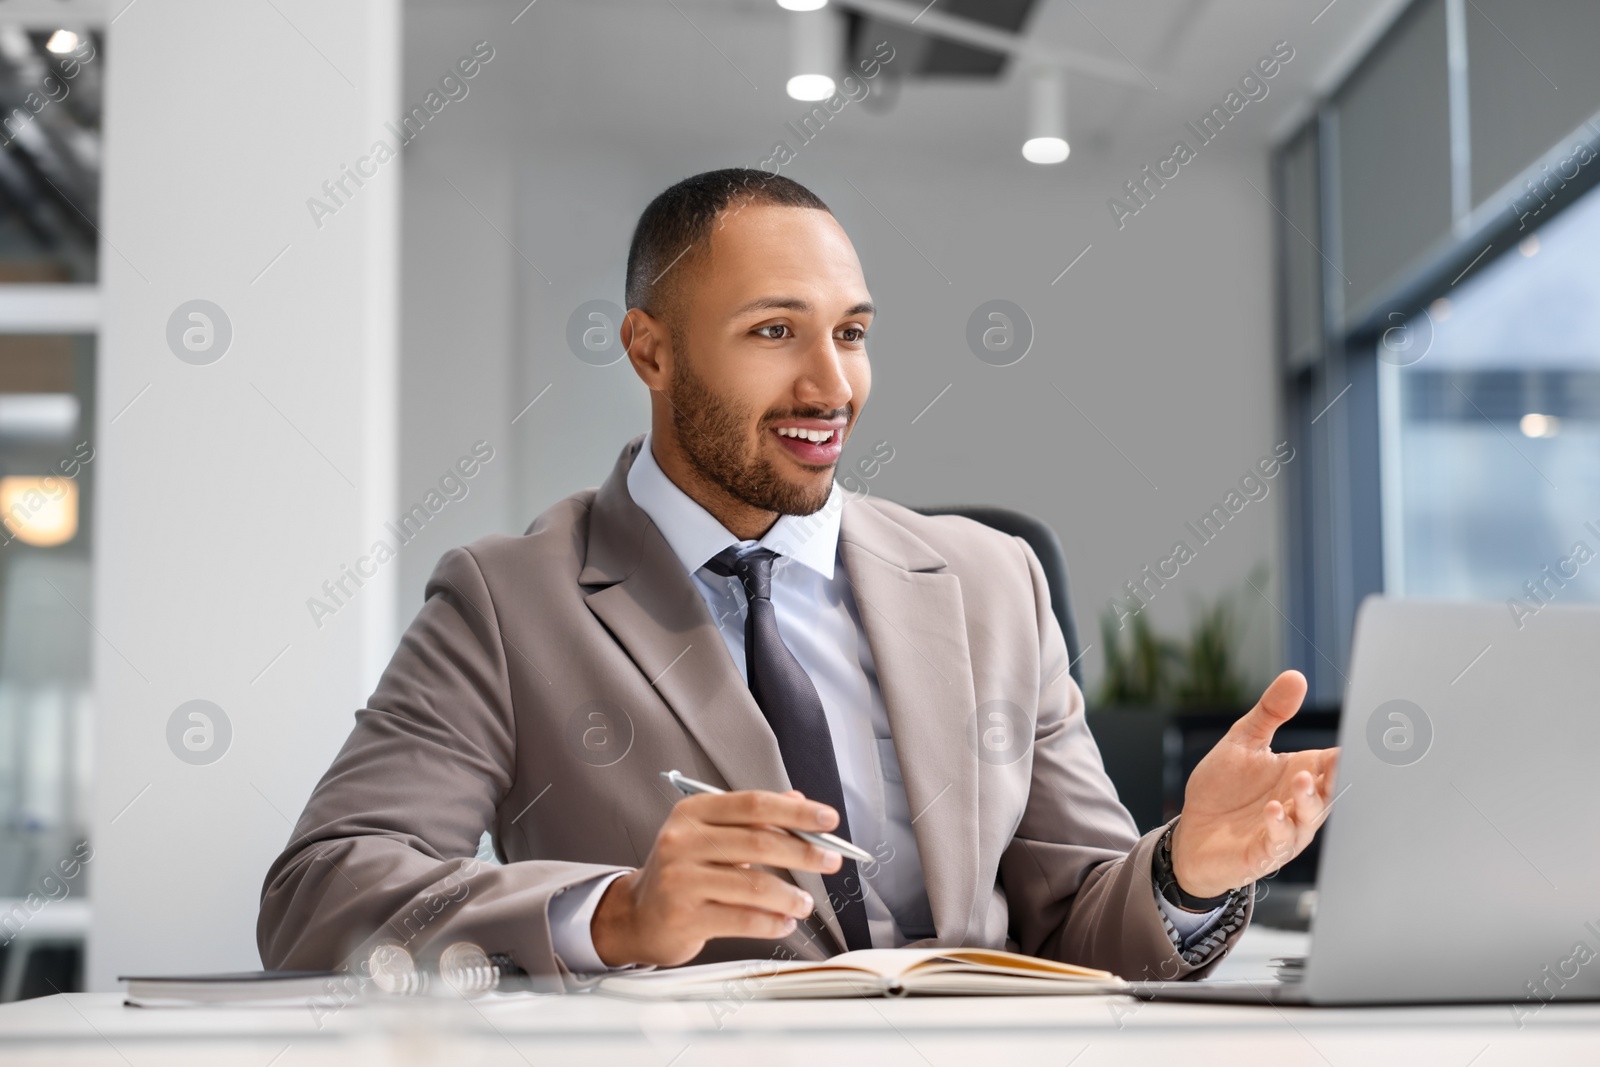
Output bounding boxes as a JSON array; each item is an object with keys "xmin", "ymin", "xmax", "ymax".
[
  {"xmin": 0, "ymin": 475, "xmax": 78, "ymax": 547},
  {"xmin": 787, "ymin": 8, "xmax": 839, "ymax": 102},
  {"xmin": 787, "ymin": 74, "xmax": 836, "ymax": 101},
  {"xmin": 1023, "ymin": 67, "xmax": 1069, "ymax": 164},
  {"xmin": 1520, "ymin": 413, "xmax": 1560, "ymax": 438},
  {"xmin": 777, "ymin": 0, "xmax": 828, "ymax": 10},
  {"xmin": 45, "ymin": 30, "xmax": 78, "ymax": 54},
  {"xmin": 1023, "ymin": 137, "xmax": 1070, "ymax": 165},
  {"xmin": 1519, "ymin": 235, "xmax": 1541, "ymax": 257}
]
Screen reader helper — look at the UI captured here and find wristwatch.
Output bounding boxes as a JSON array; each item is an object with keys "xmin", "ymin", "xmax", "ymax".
[{"xmin": 1153, "ymin": 818, "xmax": 1238, "ymax": 912}]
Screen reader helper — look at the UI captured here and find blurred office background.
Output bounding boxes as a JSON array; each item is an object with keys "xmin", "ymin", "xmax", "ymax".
[{"xmin": 0, "ymin": 0, "xmax": 1594, "ymax": 998}]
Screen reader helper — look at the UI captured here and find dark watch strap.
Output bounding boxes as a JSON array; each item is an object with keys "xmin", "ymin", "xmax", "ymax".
[{"xmin": 1153, "ymin": 819, "xmax": 1237, "ymax": 912}]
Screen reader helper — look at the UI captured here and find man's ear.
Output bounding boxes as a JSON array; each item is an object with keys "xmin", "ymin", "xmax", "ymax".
[{"xmin": 622, "ymin": 308, "xmax": 672, "ymax": 390}]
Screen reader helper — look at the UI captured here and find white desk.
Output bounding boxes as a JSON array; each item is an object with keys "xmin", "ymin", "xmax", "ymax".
[{"xmin": 2, "ymin": 929, "xmax": 1597, "ymax": 1066}]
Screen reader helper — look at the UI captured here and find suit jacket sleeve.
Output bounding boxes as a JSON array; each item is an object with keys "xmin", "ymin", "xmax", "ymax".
[
  {"xmin": 996, "ymin": 538, "xmax": 1250, "ymax": 980},
  {"xmin": 257, "ymin": 546, "xmax": 628, "ymax": 988}
]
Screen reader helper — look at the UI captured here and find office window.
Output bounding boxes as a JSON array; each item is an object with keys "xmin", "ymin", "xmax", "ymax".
[
  {"xmin": 0, "ymin": 333, "xmax": 94, "ymax": 900},
  {"xmin": 1278, "ymin": 0, "xmax": 1600, "ymax": 701},
  {"xmin": 0, "ymin": 25, "xmax": 101, "ymax": 951},
  {"xmin": 1380, "ymin": 183, "xmax": 1600, "ymax": 603}
]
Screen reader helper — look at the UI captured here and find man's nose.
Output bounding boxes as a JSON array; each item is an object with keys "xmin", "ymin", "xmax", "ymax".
[{"xmin": 797, "ymin": 336, "xmax": 853, "ymax": 410}]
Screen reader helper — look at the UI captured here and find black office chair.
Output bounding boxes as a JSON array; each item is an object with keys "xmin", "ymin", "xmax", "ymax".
[{"xmin": 911, "ymin": 505, "xmax": 1084, "ymax": 690}]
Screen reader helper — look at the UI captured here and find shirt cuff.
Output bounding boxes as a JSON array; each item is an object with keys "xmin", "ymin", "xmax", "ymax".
[
  {"xmin": 548, "ymin": 870, "xmax": 632, "ymax": 974},
  {"xmin": 1155, "ymin": 893, "xmax": 1226, "ymax": 948}
]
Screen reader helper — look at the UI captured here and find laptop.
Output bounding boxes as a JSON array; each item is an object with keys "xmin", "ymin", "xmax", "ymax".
[{"xmin": 1134, "ymin": 596, "xmax": 1600, "ymax": 1006}]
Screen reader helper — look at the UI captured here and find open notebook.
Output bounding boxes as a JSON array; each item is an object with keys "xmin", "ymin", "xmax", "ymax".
[{"xmin": 596, "ymin": 948, "xmax": 1126, "ymax": 999}]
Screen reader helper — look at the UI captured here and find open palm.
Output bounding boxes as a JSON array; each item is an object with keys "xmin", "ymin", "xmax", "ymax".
[{"xmin": 1169, "ymin": 670, "xmax": 1341, "ymax": 899}]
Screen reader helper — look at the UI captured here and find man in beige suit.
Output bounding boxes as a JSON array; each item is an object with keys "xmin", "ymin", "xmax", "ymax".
[{"xmin": 259, "ymin": 169, "xmax": 1338, "ymax": 989}]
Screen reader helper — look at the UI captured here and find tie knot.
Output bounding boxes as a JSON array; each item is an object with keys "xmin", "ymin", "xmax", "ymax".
[{"xmin": 706, "ymin": 546, "xmax": 777, "ymax": 601}]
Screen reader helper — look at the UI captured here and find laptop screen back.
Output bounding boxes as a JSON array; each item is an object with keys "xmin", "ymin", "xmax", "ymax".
[{"xmin": 1307, "ymin": 597, "xmax": 1600, "ymax": 1005}]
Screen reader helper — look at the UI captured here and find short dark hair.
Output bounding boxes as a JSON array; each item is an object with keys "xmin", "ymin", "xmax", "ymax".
[{"xmin": 624, "ymin": 168, "xmax": 831, "ymax": 321}]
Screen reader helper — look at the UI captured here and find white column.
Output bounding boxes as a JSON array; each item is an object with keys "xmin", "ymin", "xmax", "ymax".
[{"xmin": 89, "ymin": 0, "xmax": 400, "ymax": 989}]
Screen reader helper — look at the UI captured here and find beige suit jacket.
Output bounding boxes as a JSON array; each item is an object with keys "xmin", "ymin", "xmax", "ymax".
[{"xmin": 259, "ymin": 437, "xmax": 1249, "ymax": 986}]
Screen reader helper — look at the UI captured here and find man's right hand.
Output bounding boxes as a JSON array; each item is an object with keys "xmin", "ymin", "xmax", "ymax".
[{"xmin": 590, "ymin": 788, "xmax": 844, "ymax": 968}]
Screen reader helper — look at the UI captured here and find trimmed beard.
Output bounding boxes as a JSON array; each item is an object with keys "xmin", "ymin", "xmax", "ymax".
[{"xmin": 667, "ymin": 356, "xmax": 836, "ymax": 517}]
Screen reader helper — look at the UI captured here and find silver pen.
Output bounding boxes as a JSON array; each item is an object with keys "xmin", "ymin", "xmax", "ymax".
[{"xmin": 660, "ymin": 769, "xmax": 877, "ymax": 865}]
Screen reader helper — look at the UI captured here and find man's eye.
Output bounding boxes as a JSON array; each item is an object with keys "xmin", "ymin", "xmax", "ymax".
[
  {"xmin": 756, "ymin": 324, "xmax": 791, "ymax": 340},
  {"xmin": 838, "ymin": 327, "xmax": 866, "ymax": 343}
]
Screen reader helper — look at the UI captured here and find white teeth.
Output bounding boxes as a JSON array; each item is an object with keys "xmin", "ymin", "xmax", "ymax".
[{"xmin": 777, "ymin": 427, "xmax": 834, "ymax": 443}]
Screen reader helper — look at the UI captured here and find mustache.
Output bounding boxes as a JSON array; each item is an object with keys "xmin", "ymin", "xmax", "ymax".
[{"xmin": 762, "ymin": 406, "xmax": 852, "ymax": 425}]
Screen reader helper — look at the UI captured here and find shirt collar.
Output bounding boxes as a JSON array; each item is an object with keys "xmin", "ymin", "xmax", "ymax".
[{"xmin": 626, "ymin": 433, "xmax": 841, "ymax": 580}]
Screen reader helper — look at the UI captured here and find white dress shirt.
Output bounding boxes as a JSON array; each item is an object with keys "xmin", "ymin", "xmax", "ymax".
[{"xmin": 548, "ymin": 435, "xmax": 1223, "ymax": 972}]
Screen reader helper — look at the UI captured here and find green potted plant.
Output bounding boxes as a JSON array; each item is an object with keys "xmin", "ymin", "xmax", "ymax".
[
  {"xmin": 1085, "ymin": 565, "xmax": 1266, "ymax": 831},
  {"xmin": 1171, "ymin": 563, "xmax": 1265, "ymax": 714}
]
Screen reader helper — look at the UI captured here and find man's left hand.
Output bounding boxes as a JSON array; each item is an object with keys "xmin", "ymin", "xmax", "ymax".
[{"xmin": 1169, "ymin": 669, "xmax": 1340, "ymax": 900}]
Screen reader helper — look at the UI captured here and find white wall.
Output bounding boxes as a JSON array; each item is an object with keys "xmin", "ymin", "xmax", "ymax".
[
  {"xmin": 90, "ymin": 0, "xmax": 400, "ymax": 989},
  {"xmin": 392, "ymin": 10, "xmax": 523, "ymax": 623}
]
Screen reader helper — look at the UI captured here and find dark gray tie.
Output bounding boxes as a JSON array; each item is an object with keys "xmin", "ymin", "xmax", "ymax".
[{"xmin": 706, "ymin": 546, "xmax": 873, "ymax": 951}]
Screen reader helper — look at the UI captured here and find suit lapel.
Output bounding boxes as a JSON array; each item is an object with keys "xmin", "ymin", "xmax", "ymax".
[
  {"xmin": 579, "ymin": 439, "xmax": 846, "ymax": 952},
  {"xmin": 838, "ymin": 503, "xmax": 980, "ymax": 947}
]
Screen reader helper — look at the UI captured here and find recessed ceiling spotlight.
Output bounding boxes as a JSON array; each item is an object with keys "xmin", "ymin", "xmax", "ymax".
[
  {"xmin": 1023, "ymin": 137, "xmax": 1070, "ymax": 164},
  {"xmin": 1023, "ymin": 67, "xmax": 1069, "ymax": 164},
  {"xmin": 1519, "ymin": 235, "xmax": 1541, "ymax": 257},
  {"xmin": 787, "ymin": 8, "xmax": 839, "ymax": 102},
  {"xmin": 787, "ymin": 74, "xmax": 836, "ymax": 101},
  {"xmin": 777, "ymin": 0, "xmax": 828, "ymax": 10},
  {"xmin": 45, "ymin": 29, "xmax": 79, "ymax": 54}
]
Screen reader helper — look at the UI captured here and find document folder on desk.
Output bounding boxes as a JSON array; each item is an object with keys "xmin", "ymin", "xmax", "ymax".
[
  {"xmin": 121, "ymin": 971, "xmax": 344, "ymax": 1008},
  {"xmin": 597, "ymin": 948, "xmax": 1125, "ymax": 999}
]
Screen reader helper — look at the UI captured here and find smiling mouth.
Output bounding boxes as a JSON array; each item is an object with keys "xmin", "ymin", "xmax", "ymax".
[
  {"xmin": 768, "ymin": 423, "xmax": 845, "ymax": 466},
  {"xmin": 773, "ymin": 426, "xmax": 836, "ymax": 445}
]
